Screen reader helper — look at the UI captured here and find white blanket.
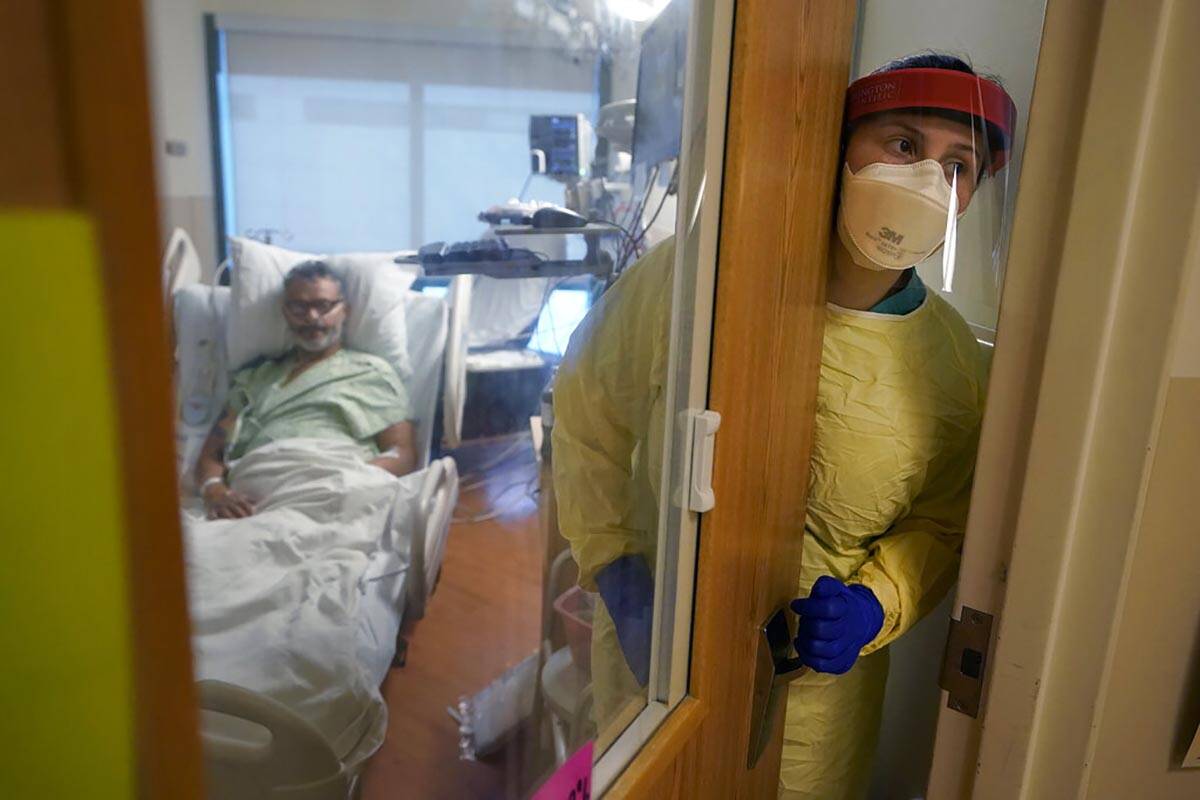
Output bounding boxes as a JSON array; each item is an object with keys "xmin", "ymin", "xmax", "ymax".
[{"xmin": 184, "ymin": 438, "xmax": 422, "ymax": 767}]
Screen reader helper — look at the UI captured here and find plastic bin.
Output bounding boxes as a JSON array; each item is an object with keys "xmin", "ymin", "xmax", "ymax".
[{"xmin": 552, "ymin": 585, "xmax": 596, "ymax": 674}]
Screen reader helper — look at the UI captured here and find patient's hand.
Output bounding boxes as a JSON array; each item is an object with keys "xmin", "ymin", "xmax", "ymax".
[{"xmin": 203, "ymin": 482, "xmax": 256, "ymax": 520}]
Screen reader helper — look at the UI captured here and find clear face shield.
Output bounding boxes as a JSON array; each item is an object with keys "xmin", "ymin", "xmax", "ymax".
[{"xmin": 840, "ymin": 68, "xmax": 1018, "ymax": 307}]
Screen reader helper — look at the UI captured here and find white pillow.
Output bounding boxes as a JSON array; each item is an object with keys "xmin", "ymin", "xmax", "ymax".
[{"xmin": 226, "ymin": 237, "xmax": 420, "ymax": 384}]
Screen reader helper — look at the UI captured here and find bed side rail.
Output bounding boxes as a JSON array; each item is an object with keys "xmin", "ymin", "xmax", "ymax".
[
  {"xmin": 196, "ymin": 680, "xmax": 350, "ymax": 799},
  {"xmin": 407, "ymin": 456, "xmax": 459, "ymax": 620}
]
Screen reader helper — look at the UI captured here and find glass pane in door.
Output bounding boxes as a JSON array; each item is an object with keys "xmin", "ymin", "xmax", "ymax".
[{"xmin": 143, "ymin": 0, "xmax": 731, "ymax": 795}]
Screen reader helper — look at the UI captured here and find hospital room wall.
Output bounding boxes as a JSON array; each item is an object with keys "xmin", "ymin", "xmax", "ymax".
[
  {"xmin": 141, "ymin": 0, "xmax": 599, "ymax": 274},
  {"xmin": 1071, "ymin": 211, "xmax": 1200, "ymax": 798},
  {"xmin": 853, "ymin": 0, "xmax": 1048, "ymax": 796},
  {"xmin": 143, "ymin": 0, "xmax": 217, "ymax": 272}
]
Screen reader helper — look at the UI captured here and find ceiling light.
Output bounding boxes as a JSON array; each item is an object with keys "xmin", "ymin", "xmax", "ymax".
[{"xmin": 605, "ymin": 0, "xmax": 670, "ymax": 23}]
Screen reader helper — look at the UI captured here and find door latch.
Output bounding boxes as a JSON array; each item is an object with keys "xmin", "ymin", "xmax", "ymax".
[
  {"xmin": 747, "ymin": 607, "xmax": 808, "ymax": 769},
  {"xmin": 682, "ymin": 409, "xmax": 720, "ymax": 513},
  {"xmin": 938, "ymin": 606, "xmax": 994, "ymax": 717}
]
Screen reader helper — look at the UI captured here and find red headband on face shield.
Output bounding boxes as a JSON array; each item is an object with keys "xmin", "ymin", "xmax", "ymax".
[{"xmin": 845, "ymin": 68, "xmax": 1018, "ymax": 173}]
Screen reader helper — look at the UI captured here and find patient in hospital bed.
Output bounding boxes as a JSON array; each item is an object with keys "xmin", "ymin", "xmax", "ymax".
[
  {"xmin": 185, "ymin": 258, "xmax": 435, "ymax": 770},
  {"xmin": 194, "ymin": 259, "xmax": 417, "ymax": 519}
]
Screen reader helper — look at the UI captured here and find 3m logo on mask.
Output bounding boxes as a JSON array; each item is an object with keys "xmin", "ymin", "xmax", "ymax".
[{"xmin": 837, "ymin": 160, "xmax": 953, "ymax": 272}]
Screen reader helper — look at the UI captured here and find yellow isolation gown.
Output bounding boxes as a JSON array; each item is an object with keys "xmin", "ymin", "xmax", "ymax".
[{"xmin": 552, "ymin": 239, "xmax": 985, "ymax": 796}]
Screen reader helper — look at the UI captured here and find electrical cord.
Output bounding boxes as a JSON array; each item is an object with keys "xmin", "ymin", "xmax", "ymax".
[
  {"xmin": 625, "ymin": 164, "xmax": 661, "ymax": 230},
  {"xmin": 453, "ymin": 433, "xmax": 533, "ymax": 491},
  {"xmin": 587, "ymin": 217, "xmax": 639, "ymax": 254},
  {"xmin": 615, "ymin": 164, "xmax": 662, "ymax": 276},
  {"xmin": 517, "ymin": 172, "xmax": 535, "ymax": 202},
  {"xmin": 581, "ymin": 215, "xmax": 639, "ymax": 290},
  {"xmin": 452, "ymin": 469, "xmax": 540, "ymax": 524},
  {"xmin": 624, "ymin": 165, "xmax": 660, "ymax": 235},
  {"xmin": 627, "ymin": 161, "xmax": 679, "ymax": 258},
  {"xmin": 544, "ymin": 283, "xmax": 565, "ymax": 357},
  {"xmin": 531, "ymin": 276, "xmax": 569, "ymax": 355},
  {"xmin": 581, "ymin": 164, "xmax": 664, "ymax": 287}
]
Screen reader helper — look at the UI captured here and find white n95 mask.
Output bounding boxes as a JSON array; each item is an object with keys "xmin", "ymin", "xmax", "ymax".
[{"xmin": 836, "ymin": 159, "xmax": 961, "ymax": 290}]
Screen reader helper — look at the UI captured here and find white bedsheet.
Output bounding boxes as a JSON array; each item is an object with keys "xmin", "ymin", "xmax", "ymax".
[{"xmin": 183, "ymin": 438, "xmax": 422, "ymax": 768}]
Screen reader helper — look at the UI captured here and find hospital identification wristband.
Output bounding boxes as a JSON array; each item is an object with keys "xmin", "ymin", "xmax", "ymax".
[{"xmin": 200, "ymin": 476, "xmax": 226, "ymax": 497}]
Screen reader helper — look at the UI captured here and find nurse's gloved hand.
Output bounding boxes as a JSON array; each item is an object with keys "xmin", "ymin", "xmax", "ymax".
[
  {"xmin": 791, "ymin": 576, "xmax": 884, "ymax": 675},
  {"xmin": 595, "ymin": 555, "xmax": 654, "ymax": 686}
]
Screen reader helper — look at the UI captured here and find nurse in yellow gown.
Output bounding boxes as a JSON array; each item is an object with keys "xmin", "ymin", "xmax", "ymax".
[{"xmin": 552, "ymin": 52, "xmax": 1015, "ymax": 798}]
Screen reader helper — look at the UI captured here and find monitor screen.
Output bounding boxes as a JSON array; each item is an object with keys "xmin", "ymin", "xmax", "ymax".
[
  {"xmin": 529, "ymin": 114, "xmax": 582, "ymax": 177},
  {"xmin": 632, "ymin": 0, "xmax": 690, "ymax": 170}
]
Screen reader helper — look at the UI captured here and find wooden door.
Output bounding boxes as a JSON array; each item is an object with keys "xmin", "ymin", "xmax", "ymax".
[
  {"xmin": 3, "ymin": 0, "xmax": 859, "ymax": 797},
  {"xmin": 607, "ymin": 1, "xmax": 858, "ymax": 796},
  {"xmin": 1, "ymin": 2, "xmax": 203, "ymax": 798}
]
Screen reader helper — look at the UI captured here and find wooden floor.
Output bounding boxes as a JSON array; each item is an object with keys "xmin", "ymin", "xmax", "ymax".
[{"xmin": 361, "ymin": 439, "xmax": 545, "ymax": 800}]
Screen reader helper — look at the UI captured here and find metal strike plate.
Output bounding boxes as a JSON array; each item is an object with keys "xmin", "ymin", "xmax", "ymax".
[
  {"xmin": 747, "ymin": 607, "xmax": 808, "ymax": 769},
  {"xmin": 938, "ymin": 606, "xmax": 993, "ymax": 718}
]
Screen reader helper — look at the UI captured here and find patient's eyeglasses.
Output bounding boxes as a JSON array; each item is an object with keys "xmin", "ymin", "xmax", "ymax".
[{"xmin": 284, "ymin": 298, "xmax": 343, "ymax": 317}]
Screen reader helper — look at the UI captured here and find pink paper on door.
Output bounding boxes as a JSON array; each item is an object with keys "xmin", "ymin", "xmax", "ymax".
[{"xmin": 532, "ymin": 740, "xmax": 594, "ymax": 800}]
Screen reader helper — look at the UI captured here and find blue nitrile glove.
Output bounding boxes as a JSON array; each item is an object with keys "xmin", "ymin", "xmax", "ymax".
[
  {"xmin": 594, "ymin": 555, "xmax": 654, "ymax": 686},
  {"xmin": 790, "ymin": 575, "xmax": 884, "ymax": 675}
]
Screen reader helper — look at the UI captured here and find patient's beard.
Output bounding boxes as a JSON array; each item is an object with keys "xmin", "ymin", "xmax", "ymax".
[{"xmin": 293, "ymin": 321, "xmax": 343, "ymax": 354}]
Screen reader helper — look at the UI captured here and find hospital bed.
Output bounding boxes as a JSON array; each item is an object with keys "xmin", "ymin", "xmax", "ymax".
[
  {"xmin": 170, "ymin": 243, "xmax": 458, "ymax": 799},
  {"xmin": 161, "ymin": 226, "xmax": 203, "ymax": 297}
]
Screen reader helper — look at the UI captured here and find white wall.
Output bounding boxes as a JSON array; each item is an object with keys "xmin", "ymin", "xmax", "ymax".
[
  {"xmin": 141, "ymin": 0, "xmax": 636, "ymax": 269},
  {"xmin": 1172, "ymin": 231, "xmax": 1200, "ymax": 379},
  {"xmin": 852, "ymin": 1, "xmax": 1049, "ymax": 796},
  {"xmin": 144, "ymin": 0, "xmax": 213, "ymax": 199},
  {"xmin": 143, "ymin": 0, "xmax": 221, "ymax": 270},
  {"xmin": 1078, "ymin": 203, "xmax": 1200, "ymax": 798}
]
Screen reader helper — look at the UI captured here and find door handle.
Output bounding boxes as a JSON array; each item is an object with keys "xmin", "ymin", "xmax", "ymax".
[{"xmin": 747, "ymin": 607, "xmax": 809, "ymax": 768}]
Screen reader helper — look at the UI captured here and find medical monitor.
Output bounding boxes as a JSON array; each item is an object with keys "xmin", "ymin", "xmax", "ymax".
[
  {"xmin": 631, "ymin": 0, "xmax": 690, "ymax": 170},
  {"xmin": 529, "ymin": 114, "xmax": 592, "ymax": 180}
]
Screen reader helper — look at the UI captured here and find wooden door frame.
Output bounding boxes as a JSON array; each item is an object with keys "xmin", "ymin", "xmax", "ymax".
[
  {"xmin": 608, "ymin": 1, "xmax": 859, "ymax": 796},
  {"xmin": 929, "ymin": 0, "xmax": 1200, "ymax": 796},
  {"xmin": 3, "ymin": 2, "xmax": 205, "ymax": 798}
]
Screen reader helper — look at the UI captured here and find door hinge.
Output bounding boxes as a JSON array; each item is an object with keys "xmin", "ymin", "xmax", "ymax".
[{"xmin": 938, "ymin": 606, "xmax": 994, "ymax": 718}]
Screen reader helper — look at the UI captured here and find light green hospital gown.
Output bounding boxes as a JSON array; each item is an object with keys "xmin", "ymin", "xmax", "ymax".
[{"xmin": 226, "ymin": 349, "xmax": 411, "ymax": 462}]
